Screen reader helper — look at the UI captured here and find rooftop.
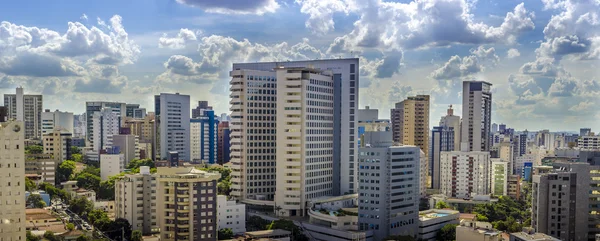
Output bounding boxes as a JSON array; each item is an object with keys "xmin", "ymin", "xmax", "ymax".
[
  {"xmin": 246, "ymin": 229, "xmax": 291, "ymax": 238},
  {"xmin": 510, "ymin": 231, "xmax": 561, "ymax": 241},
  {"xmin": 418, "ymin": 209, "xmax": 459, "ymax": 221}
]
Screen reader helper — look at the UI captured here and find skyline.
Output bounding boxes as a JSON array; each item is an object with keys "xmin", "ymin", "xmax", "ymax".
[{"xmin": 1, "ymin": 0, "xmax": 599, "ymax": 131}]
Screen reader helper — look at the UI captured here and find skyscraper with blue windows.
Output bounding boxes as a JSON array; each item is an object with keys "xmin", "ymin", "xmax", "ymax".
[{"xmin": 190, "ymin": 109, "xmax": 219, "ymax": 164}]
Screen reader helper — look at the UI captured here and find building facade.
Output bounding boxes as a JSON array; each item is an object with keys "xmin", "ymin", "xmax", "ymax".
[
  {"xmin": 156, "ymin": 167, "xmax": 220, "ymax": 241},
  {"xmin": 92, "ymin": 108, "xmax": 122, "ymax": 152},
  {"xmin": 190, "ymin": 110, "xmax": 219, "ymax": 164},
  {"xmin": 358, "ymin": 131, "xmax": 420, "ymax": 241},
  {"xmin": 25, "ymin": 154, "xmax": 56, "ymax": 185},
  {"xmin": 155, "ymin": 93, "xmax": 191, "ymax": 161},
  {"xmin": 491, "ymin": 160, "xmax": 508, "ymax": 196},
  {"xmin": 4, "ymin": 87, "xmax": 43, "ymax": 140},
  {"xmin": 431, "ymin": 126, "xmax": 455, "ymax": 190},
  {"xmin": 42, "ymin": 130, "xmax": 72, "ymax": 164},
  {"xmin": 115, "ymin": 167, "xmax": 158, "ymax": 235},
  {"xmin": 217, "ymin": 121, "xmax": 230, "ymax": 165},
  {"xmin": 0, "ymin": 121, "xmax": 26, "ymax": 240},
  {"xmin": 440, "ymin": 151, "xmax": 491, "ymax": 199},
  {"xmin": 578, "ymin": 135, "xmax": 600, "ymax": 150},
  {"xmin": 216, "ymin": 195, "xmax": 246, "ymax": 234},
  {"xmin": 125, "ymin": 104, "xmax": 146, "ymax": 119},
  {"xmin": 41, "ymin": 109, "xmax": 74, "ymax": 135},
  {"xmin": 108, "ymin": 134, "xmax": 140, "ymax": 165},
  {"xmin": 86, "ymin": 102, "xmax": 126, "ymax": 143},
  {"xmin": 390, "ymin": 95, "xmax": 430, "ymax": 157},
  {"xmin": 192, "ymin": 101, "xmax": 212, "ymax": 119},
  {"xmin": 460, "ymin": 81, "xmax": 492, "ymax": 152},
  {"xmin": 100, "ymin": 151, "xmax": 125, "ymax": 181}
]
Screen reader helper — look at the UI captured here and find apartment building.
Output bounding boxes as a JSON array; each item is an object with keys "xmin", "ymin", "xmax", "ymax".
[
  {"xmin": 4, "ymin": 87, "xmax": 43, "ymax": 139},
  {"xmin": 156, "ymin": 167, "xmax": 221, "ymax": 241},
  {"xmin": 390, "ymin": 95, "xmax": 430, "ymax": 156},
  {"xmin": 115, "ymin": 166, "xmax": 158, "ymax": 234},
  {"xmin": 100, "ymin": 148, "xmax": 125, "ymax": 181},
  {"xmin": 86, "ymin": 102, "xmax": 126, "ymax": 143},
  {"xmin": 217, "ymin": 121, "xmax": 230, "ymax": 165},
  {"xmin": 440, "ymin": 150, "xmax": 491, "ymax": 199},
  {"xmin": 216, "ymin": 195, "xmax": 246, "ymax": 234},
  {"xmin": 578, "ymin": 136, "xmax": 600, "ymax": 150},
  {"xmin": 42, "ymin": 130, "xmax": 72, "ymax": 164},
  {"xmin": 92, "ymin": 107, "xmax": 122, "ymax": 152},
  {"xmin": 491, "ymin": 160, "xmax": 508, "ymax": 196},
  {"xmin": 0, "ymin": 121, "xmax": 26, "ymax": 240},
  {"xmin": 25, "ymin": 154, "xmax": 56, "ymax": 185},
  {"xmin": 461, "ymin": 81, "xmax": 492, "ymax": 152},
  {"xmin": 431, "ymin": 126, "xmax": 456, "ymax": 190},
  {"xmin": 108, "ymin": 134, "xmax": 140, "ymax": 165},
  {"xmin": 190, "ymin": 109, "xmax": 219, "ymax": 164},
  {"xmin": 41, "ymin": 109, "xmax": 73, "ymax": 135},
  {"xmin": 125, "ymin": 104, "xmax": 146, "ymax": 119}
]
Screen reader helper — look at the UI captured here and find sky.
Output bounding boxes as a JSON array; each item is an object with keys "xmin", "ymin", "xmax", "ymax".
[{"xmin": 0, "ymin": 0, "xmax": 599, "ymax": 132}]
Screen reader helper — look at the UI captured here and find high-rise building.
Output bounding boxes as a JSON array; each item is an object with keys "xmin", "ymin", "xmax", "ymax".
[
  {"xmin": 108, "ymin": 134, "xmax": 140, "ymax": 165},
  {"xmin": 358, "ymin": 131, "xmax": 420, "ymax": 240},
  {"xmin": 518, "ymin": 131, "xmax": 528, "ymax": 156},
  {"xmin": 497, "ymin": 141, "xmax": 515, "ymax": 174},
  {"xmin": 4, "ymin": 87, "xmax": 43, "ymax": 140},
  {"xmin": 274, "ymin": 67, "xmax": 335, "ymax": 217},
  {"xmin": 491, "ymin": 123, "xmax": 498, "ymax": 133},
  {"xmin": 115, "ymin": 166, "xmax": 158, "ymax": 235},
  {"xmin": 25, "ymin": 154, "xmax": 57, "ymax": 185},
  {"xmin": 491, "ymin": 160, "xmax": 508, "ymax": 196},
  {"xmin": 578, "ymin": 136, "xmax": 600, "ymax": 150},
  {"xmin": 42, "ymin": 130, "xmax": 72, "ymax": 164},
  {"xmin": 580, "ymin": 128, "xmax": 592, "ymax": 137},
  {"xmin": 86, "ymin": 102, "xmax": 126, "ymax": 142},
  {"xmin": 390, "ymin": 95, "xmax": 430, "ymax": 156},
  {"xmin": 217, "ymin": 121, "xmax": 230, "ymax": 165},
  {"xmin": 460, "ymin": 81, "xmax": 492, "ymax": 152},
  {"xmin": 532, "ymin": 162, "xmax": 589, "ymax": 241},
  {"xmin": 358, "ymin": 106, "xmax": 390, "ymax": 147},
  {"xmin": 190, "ymin": 109, "xmax": 219, "ymax": 164},
  {"xmin": 232, "ymin": 58, "xmax": 359, "ymax": 196},
  {"xmin": 0, "ymin": 121, "xmax": 26, "ymax": 240},
  {"xmin": 41, "ymin": 109, "xmax": 73, "ymax": 135},
  {"xmin": 126, "ymin": 104, "xmax": 146, "ymax": 119},
  {"xmin": 73, "ymin": 113, "xmax": 86, "ymax": 138},
  {"xmin": 430, "ymin": 126, "xmax": 455, "ymax": 190},
  {"xmin": 156, "ymin": 167, "xmax": 220, "ymax": 241},
  {"xmin": 439, "ymin": 105, "xmax": 461, "ymax": 149},
  {"xmin": 92, "ymin": 108, "xmax": 122, "ymax": 152},
  {"xmin": 0, "ymin": 106, "xmax": 7, "ymax": 122},
  {"xmin": 499, "ymin": 124, "xmax": 506, "ymax": 134},
  {"xmin": 100, "ymin": 147, "xmax": 125, "ymax": 181},
  {"xmin": 440, "ymin": 150, "xmax": 491, "ymax": 199},
  {"xmin": 155, "ymin": 93, "xmax": 190, "ymax": 161},
  {"xmin": 192, "ymin": 101, "xmax": 213, "ymax": 119},
  {"xmin": 507, "ymin": 174, "xmax": 521, "ymax": 200}
]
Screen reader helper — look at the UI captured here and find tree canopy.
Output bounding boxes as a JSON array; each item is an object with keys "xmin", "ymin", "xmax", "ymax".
[
  {"xmin": 268, "ymin": 219, "xmax": 309, "ymax": 241},
  {"xmin": 436, "ymin": 224, "xmax": 458, "ymax": 241},
  {"xmin": 218, "ymin": 228, "xmax": 234, "ymax": 240},
  {"xmin": 57, "ymin": 160, "xmax": 77, "ymax": 183},
  {"xmin": 25, "ymin": 177, "xmax": 37, "ymax": 192},
  {"xmin": 435, "ymin": 201, "xmax": 451, "ymax": 209},
  {"xmin": 198, "ymin": 166, "xmax": 231, "ymax": 195},
  {"xmin": 69, "ymin": 196, "xmax": 93, "ymax": 216},
  {"xmin": 25, "ymin": 145, "xmax": 43, "ymax": 154},
  {"xmin": 473, "ymin": 196, "xmax": 529, "ymax": 232},
  {"xmin": 127, "ymin": 159, "xmax": 155, "ymax": 169},
  {"xmin": 27, "ymin": 194, "xmax": 46, "ymax": 208},
  {"xmin": 131, "ymin": 230, "xmax": 143, "ymax": 241},
  {"xmin": 246, "ymin": 216, "xmax": 271, "ymax": 231}
]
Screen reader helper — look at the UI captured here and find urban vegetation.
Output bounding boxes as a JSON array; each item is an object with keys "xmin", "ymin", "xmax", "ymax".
[
  {"xmin": 473, "ymin": 196, "xmax": 530, "ymax": 232},
  {"xmin": 218, "ymin": 228, "xmax": 234, "ymax": 240},
  {"xmin": 435, "ymin": 224, "xmax": 458, "ymax": 241},
  {"xmin": 198, "ymin": 165, "xmax": 232, "ymax": 195}
]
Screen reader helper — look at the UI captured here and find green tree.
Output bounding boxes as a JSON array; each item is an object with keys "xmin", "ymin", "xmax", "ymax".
[
  {"xmin": 72, "ymin": 154, "xmax": 83, "ymax": 163},
  {"xmin": 131, "ymin": 230, "xmax": 143, "ymax": 241},
  {"xmin": 71, "ymin": 146, "xmax": 82, "ymax": 155},
  {"xmin": 475, "ymin": 214, "xmax": 489, "ymax": 222},
  {"xmin": 43, "ymin": 231, "xmax": 60, "ymax": 241},
  {"xmin": 57, "ymin": 160, "xmax": 76, "ymax": 183},
  {"xmin": 38, "ymin": 182, "xmax": 69, "ymax": 201},
  {"xmin": 435, "ymin": 201, "xmax": 450, "ymax": 209},
  {"xmin": 75, "ymin": 235, "xmax": 91, "ymax": 241},
  {"xmin": 99, "ymin": 218, "xmax": 132, "ymax": 241},
  {"xmin": 25, "ymin": 177, "xmax": 37, "ymax": 192},
  {"xmin": 246, "ymin": 216, "xmax": 271, "ymax": 231},
  {"xmin": 98, "ymin": 180, "xmax": 115, "ymax": 200},
  {"xmin": 26, "ymin": 230, "xmax": 41, "ymax": 241},
  {"xmin": 25, "ymin": 145, "xmax": 43, "ymax": 154},
  {"xmin": 66, "ymin": 223, "xmax": 75, "ymax": 231},
  {"xmin": 27, "ymin": 194, "xmax": 46, "ymax": 208},
  {"xmin": 218, "ymin": 228, "xmax": 234, "ymax": 240},
  {"xmin": 75, "ymin": 173, "xmax": 101, "ymax": 192},
  {"xmin": 384, "ymin": 235, "xmax": 415, "ymax": 241},
  {"xmin": 69, "ymin": 196, "xmax": 93, "ymax": 216},
  {"xmin": 436, "ymin": 224, "xmax": 457, "ymax": 241},
  {"xmin": 268, "ymin": 220, "xmax": 309, "ymax": 241},
  {"xmin": 76, "ymin": 166, "xmax": 101, "ymax": 177},
  {"xmin": 127, "ymin": 159, "xmax": 155, "ymax": 169},
  {"xmin": 88, "ymin": 209, "xmax": 109, "ymax": 226}
]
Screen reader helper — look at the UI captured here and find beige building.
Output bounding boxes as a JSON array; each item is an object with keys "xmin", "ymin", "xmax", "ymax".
[
  {"xmin": 456, "ymin": 220, "xmax": 500, "ymax": 241},
  {"xmin": 115, "ymin": 166, "xmax": 157, "ymax": 234},
  {"xmin": 491, "ymin": 160, "xmax": 508, "ymax": 197},
  {"xmin": 391, "ymin": 95, "xmax": 430, "ymax": 156},
  {"xmin": 275, "ymin": 67, "xmax": 335, "ymax": 217},
  {"xmin": 507, "ymin": 175, "xmax": 521, "ymax": 200},
  {"xmin": 157, "ymin": 167, "xmax": 220, "ymax": 241},
  {"xmin": 124, "ymin": 114, "xmax": 154, "ymax": 144},
  {"xmin": 440, "ymin": 151, "xmax": 491, "ymax": 199},
  {"xmin": 42, "ymin": 130, "xmax": 72, "ymax": 164},
  {"xmin": 25, "ymin": 154, "xmax": 56, "ymax": 185},
  {"xmin": 0, "ymin": 121, "xmax": 26, "ymax": 240}
]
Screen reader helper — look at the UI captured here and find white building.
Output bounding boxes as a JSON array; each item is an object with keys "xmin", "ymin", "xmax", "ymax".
[
  {"xmin": 3, "ymin": 87, "xmax": 43, "ymax": 140},
  {"xmin": 418, "ymin": 209, "xmax": 460, "ymax": 241},
  {"xmin": 217, "ymin": 195, "xmax": 246, "ymax": 234},
  {"xmin": 92, "ymin": 108, "xmax": 121, "ymax": 152},
  {"xmin": 115, "ymin": 166, "xmax": 158, "ymax": 235},
  {"xmin": 460, "ymin": 81, "xmax": 492, "ymax": 152},
  {"xmin": 440, "ymin": 150, "xmax": 491, "ymax": 199},
  {"xmin": 190, "ymin": 110, "xmax": 219, "ymax": 164},
  {"xmin": 490, "ymin": 160, "xmax": 508, "ymax": 197},
  {"xmin": 86, "ymin": 102, "xmax": 126, "ymax": 143},
  {"xmin": 232, "ymin": 58, "xmax": 359, "ymax": 196},
  {"xmin": 100, "ymin": 153, "xmax": 125, "ymax": 180},
  {"xmin": 420, "ymin": 150, "xmax": 428, "ymax": 198},
  {"xmin": 275, "ymin": 67, "xmax": 335, "ymax": 217},
  {"xmin": 41, "ymin": 109, "xmax": 74, "ymax": 135},
  {"xmin": 155, "ymin": 93, "xmax": 190, "ymax": 161},
  {"xmin": 578, "ymin": 135, "xmax": 600, "ymax": 150},
  {"xmin": 439, "ymin": 105, "xmax": 461, "ymax": 152},
  {"xmin": 0, "ymin": 121, "xmax": 26, "ymax": 240}
]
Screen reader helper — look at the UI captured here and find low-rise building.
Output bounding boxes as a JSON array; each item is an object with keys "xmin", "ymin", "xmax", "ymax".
[
  {"xmin": 217, "ymin": 195, "xmax": 246, "ymax": 234},
  {"xmin": 418, "ymin": 209, "xmax": 460, "ymax": 241},
  {"xmin": 100, "ymin": 152, "xmax": 125, "ymax": 180},
  {"xmin": 507, "ymin": 175, "xmax": 521, "ymax": 200},
  {"xmin": 60, "ymin": 180, "xmax": 96, "ymax": 202},
  {"xmin": 455, "ymin": 220, "xmax": 500, "ymax": 241},
  {"xmin": 25, "ymin": 191, "xmax": 51, "ymax": 207},
  {"xmin": 510, "ymin": 230, "xmax": 560, "ymax": 241},
  {"xmin": 25, "ymin": 154, "xmax": 56, "ymax": 185},
  {"xmin": 308, "ymin": 194, "xmax": 359, "ymax": 232},
  {"xmin": 94, "ymin": 201, "xmax": 116, "ymax": 219}
]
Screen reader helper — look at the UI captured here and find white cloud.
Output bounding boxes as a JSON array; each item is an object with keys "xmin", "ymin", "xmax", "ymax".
[
  {"xmin": 175, "ymin": 0, "xmax": 280, "ymax": 15},
  {"xmin": 295, "ymin": 0, "xmax": 357, "ymax": 35},
  {"xmin": 569, "ymin": 100, "xmax": 594, "ymax": 112},
  {"xmin": 507, "ymin": 48, "xmax": 521, "ymax": 58},
  {"xmin": 80, "ymin": 14, "xmax": 88, "ymax": 21},
  {"xmin": 158, "ymin": 28, "xmax": 199, "ymax": 49},
  {"xmin": 430, "ymin": 46, "xmax": 498, "ymax": 80}
]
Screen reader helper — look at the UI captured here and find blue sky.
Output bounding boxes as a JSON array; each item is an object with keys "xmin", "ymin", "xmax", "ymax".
[{"xmin": 1, "ymin": 0, "xmax": 599, "ymax": 131}]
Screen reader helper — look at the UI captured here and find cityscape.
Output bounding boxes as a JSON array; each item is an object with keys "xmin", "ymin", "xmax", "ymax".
[{"xmin": 1, "ymin": 1, "xmax": 600, "ymax": 241}]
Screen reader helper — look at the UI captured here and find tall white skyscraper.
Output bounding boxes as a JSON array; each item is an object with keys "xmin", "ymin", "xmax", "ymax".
[
  {"xmin": 155, "ymin": 93, "xmax": 190, "ymax": 161},
  {"xmin": 41, "ymin": 109, "xmax": 74, "ymax": 135},
  {"xmin": 86, "ymin": 102, "xmax": 126, "ymax": 143},
  {"xmin": 231, "ymin": 58, "xmax": 359, "ymax": 198},
  {"xmin": 460, "ymin": 81, "xmax": 492, "ymax": 152},
  {"xmin": 0, "ymin": 121, "xmax": 26, "ymax": 240},
  {"xmin": 274, "ymin": 67, "xmax": 335, "ymax": 217},
  {"xmin": 92, "ymin": 108, "xmax": 121, "ymax": 152},
  {"xmin": 3, "ymin": 87, "xmax": 43, "ymax": 140}
]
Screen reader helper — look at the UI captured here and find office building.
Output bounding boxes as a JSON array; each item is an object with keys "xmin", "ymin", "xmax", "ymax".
[
  {"xmin": 3, "ymin": 87, "xmax": 43, "ymax": 139},
  {"xmin": 275, "ymin": 67, "xmax": 335, "ymax": 217},
  {"xmin": 439, "ymin": 105, "xmax": 461, "ymax": 149},
  {"xmin": 100, "ymin": 147, "xmax": 125, "ymax": 181},
  {"xmin": 518, "ymin": 131, "xmax": 528, "ymax": 156},
  {"xmin": 41, "ymin": 109, "xmax": 73, "ymax": 135},
  {"xmin": 491, "ymin": 160, "xmax": 508, "ymax": 196},
  {"xmin": 492, "ymin": 123, "xmax": 498, "ymax": 133},
  {"xmin": 418, "ymin": 209, "xmax": 460, "ymax": 241},
  {"xmin": 217, "ymin": 195, "xmax": 246, "ymax": 234},
  {"xmin": 578, "ymin": 135, "xmax": 600, "ymax": 150},
  {"xmin": 391, "ymin": 95, "xmax": 430, "ymax": 156},
  {"xmin": 92, "ymin": 107, "xmax": 122, "ymax": 152},
  {"xmin": 431, "ymin": 126, "xmax": 456, "ymax": 189},
  {"xmin": 42, "ymin": 130, "xmax": 72, "ymax": 163},
  {"xmin": 0, "ymin": 121, "xmax": 26, "ymax": 240},
  {"xmin": 156, "ymin": 167, "xmax": 220, "ymax": 241},
  {"xmin": 358, "ymin": 131, "xmax": 420, "ymax": 240},
  {"xmin": 192, "ymin": 101, "xmax": 212, "ymax": 119},
  {"xmin": 232, "ymin": 58, "xmax": 359, "ymax": 196},
  {"xmin": 155, "ymin": 93, "xmax": 191, "ymax": 161},
  {"xmin": 358, "ymin": 107, "xmax": 390, "ymax": 148},
  {"xmin": 125, "ymin": 114, "xmax": 155, "ymax": 159},
  {"xmin": 0, "ymin": 106, "xmax": 7, "ymax": 122},
  {"xmin": 73, "ymin": 113, "xmax": 86, "ymax": 138},
  {"xmin": 190, "ymin": 109, "xmax": 219, "ymax": 164},
  {"xmin": 86, "ymin": 102, "xmax": 126, "ymax": 143},
  {"xmin": 217, "ymin": 121, "xmax": 230, "ymax": 165},
  {"xmin": 115, "ymin": 166, "xmax": 158, "ymax": 234},
  {"xmin": 532, "ymin": 162, "xmax": 589, "ymax": 241},
  {"xmin": 25, "ymin": 154, "xmax": 56, "ymax": 185},
  {"xmin": 507, "ymin": 175, "xmax": 521, "ymax": 200},
  {"xmin": 108, "ymin": 134, "xmax": 140, "ymax": 165},
  {"xmin": 126, "ymin": 104, "xmax": 146, "ymax": 118},
  {"xmin": 440, "ymin": 150, "xmax": 491, "ymax": 199},
  {"xmin": 460, "ymin": 81, "xmax": 492, "ymax": 152},
  {"xmin": 580, "ymin": 128, "xmax": 592, "ymax": 137}
]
